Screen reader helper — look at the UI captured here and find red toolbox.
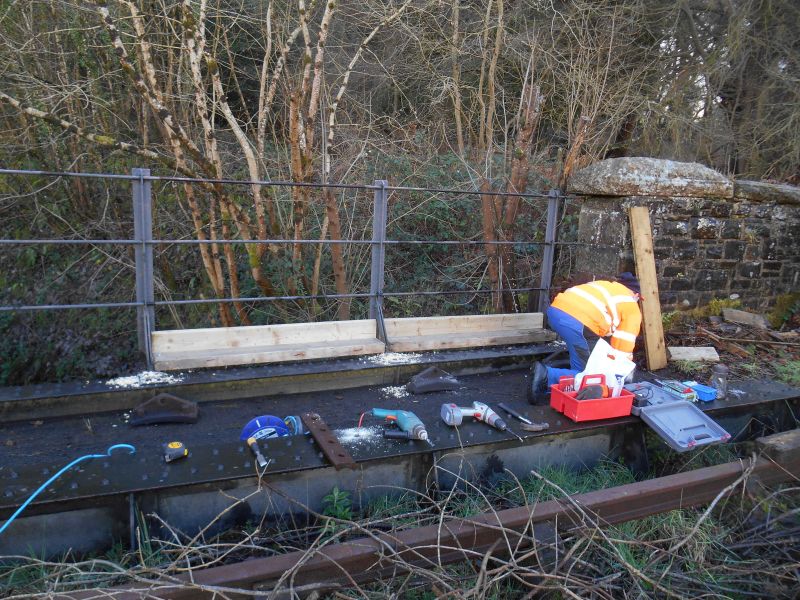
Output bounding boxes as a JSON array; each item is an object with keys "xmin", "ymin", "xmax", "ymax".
[{"xmin": 550, "ymin": 375, "xmax": 635, "ymax": 422}]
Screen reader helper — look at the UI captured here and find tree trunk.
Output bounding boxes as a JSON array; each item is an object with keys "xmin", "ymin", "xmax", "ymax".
[
  {"xmin": 325, "ymin": 189, "xmax": 351, "ymax": 320},
  {"xmin": 480, "ymin": 179, "xmax": 502, "ymax": 312}
]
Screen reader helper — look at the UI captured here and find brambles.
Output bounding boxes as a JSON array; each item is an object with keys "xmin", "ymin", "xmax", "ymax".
[{"xmin": 3, "ymin": 450, "xmax": 799, "ymax": 599}]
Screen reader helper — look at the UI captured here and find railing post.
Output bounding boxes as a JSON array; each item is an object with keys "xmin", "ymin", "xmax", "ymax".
[
  {"xmin": 132, "ymin": 168, "xmax": 155, "ymax": 368},
  {"xmin": 537, "ymin": 188, "xmax": 560, "ymax": 319},
  {"xmin": 369, "ymin": 180, "xmax": 388, "ymax": 329}
]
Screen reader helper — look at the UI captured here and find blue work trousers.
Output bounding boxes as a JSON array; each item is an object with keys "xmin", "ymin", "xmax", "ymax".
[{"xmin": 545, "ymin": 306, "xmax": 599, "ymax": 386}]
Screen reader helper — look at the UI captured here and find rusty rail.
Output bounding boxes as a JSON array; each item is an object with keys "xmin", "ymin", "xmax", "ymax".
[{"xmin": 58, "ymin": 430, "xmax": 800, "ymax": 600}]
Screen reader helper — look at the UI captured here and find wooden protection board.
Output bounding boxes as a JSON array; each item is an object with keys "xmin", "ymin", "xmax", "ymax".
[
  {"xmin": 385, "ymin": 313, "xmax": 551, "ymax": 352},
  {"xmin": 385, "ymin": 313, "xmax": 543, "ymax": 337},
  {"xmin": 152, "ymin": 313, "xmax": 551, "ymax": 370},
  {"xmin": 152, "ymin": 319, "xmax": 384, "ymax": 371},
  {"xmin": 628, "ymin": 206, "xmax": 668, "ymax": 370},
  {"xmin": 153, "ymin": 338, "xmax": 385, "ymax": 371},
  {"xmin": 152, "ymin": 319, "xmax": 379, "ymax": 353},
  {"xmin": 389, "ymin": 329, "xmax": 555, "ymax": 352}
]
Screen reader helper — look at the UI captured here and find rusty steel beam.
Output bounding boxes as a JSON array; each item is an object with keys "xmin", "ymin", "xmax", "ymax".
[
  {"xmin": 301, "ymin": 412, "xmax": 356, "ymax": 470},
  {"xmin": 56, "ymin": 429, "xmax": 800, "ymax": 600}
]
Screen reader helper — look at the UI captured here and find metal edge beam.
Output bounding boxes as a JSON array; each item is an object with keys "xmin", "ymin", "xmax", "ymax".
[{"xmin": 0, "ymin": 345, "xmax": 558, "ymax": 422}]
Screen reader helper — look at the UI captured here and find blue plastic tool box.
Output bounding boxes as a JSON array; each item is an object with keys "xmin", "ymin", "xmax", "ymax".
[{"xmin": 683, "ymin": 381, "xmax": 717, "ymax": 402}]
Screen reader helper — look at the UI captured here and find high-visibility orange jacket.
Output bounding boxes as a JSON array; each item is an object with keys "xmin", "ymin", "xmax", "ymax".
[{"xmin": 551, "ymin": 280, "xmax": 641, "ymax": 353}]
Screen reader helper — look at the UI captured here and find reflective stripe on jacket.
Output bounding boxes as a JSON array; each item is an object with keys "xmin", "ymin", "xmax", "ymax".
[{"xmin": 550, "ymin": 281, "xmax": 641, "ymax": 353}]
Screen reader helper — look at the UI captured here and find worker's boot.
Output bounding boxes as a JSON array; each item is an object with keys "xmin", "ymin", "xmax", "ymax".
[{"xmin": 527, "ymin": 361, "xmax": 550, "ymax": 405}]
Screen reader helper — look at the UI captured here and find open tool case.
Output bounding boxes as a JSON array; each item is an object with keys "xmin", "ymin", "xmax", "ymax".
[
  {"xmin": 550, "ymin": 377, "xmax": 730, "ymax": 453},
  {"xmin": 625, "ymin": 381, "xmax": 731, "ymax": 452}
]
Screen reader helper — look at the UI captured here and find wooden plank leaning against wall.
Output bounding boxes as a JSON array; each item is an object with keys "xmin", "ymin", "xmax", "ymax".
[{"xmin": 628, "ymin": 206, "xmax": 668, "ymax": 370}]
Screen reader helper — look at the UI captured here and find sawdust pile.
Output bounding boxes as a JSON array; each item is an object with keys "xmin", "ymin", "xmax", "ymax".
[
  {"xmin": 106, "ymin": 371, "xmax": 184, "ymax": 388},
  {"xmin": 382, "ymin": 385, "xmax": 410, "ymax": 398},
  {"xmin": 335, "ymin": 426, "xmax": 382, "ymax": 447},
  {"xmin": 366, "ymin": 352, "xmax": 423, "ymax": 365}
]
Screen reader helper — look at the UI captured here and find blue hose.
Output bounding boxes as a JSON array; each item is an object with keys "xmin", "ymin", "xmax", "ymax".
[{"xmin": 0, "ymin": 443, "xmax": 136, "ymax": 536}]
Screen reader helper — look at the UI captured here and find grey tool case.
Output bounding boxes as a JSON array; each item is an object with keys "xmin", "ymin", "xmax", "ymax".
[{"xmin": 625, "ymin": 382, "xmax": 731, "ymax": 452}]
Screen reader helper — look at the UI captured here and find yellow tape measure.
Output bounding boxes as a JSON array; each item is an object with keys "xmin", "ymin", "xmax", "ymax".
[{"xmin": 163, "ymin": 441, "xmax": 188, "ymax": 463}]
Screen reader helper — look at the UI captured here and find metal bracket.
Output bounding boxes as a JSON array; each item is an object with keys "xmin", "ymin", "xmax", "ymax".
[
  {"xmin": 301, "ymin": 413, "xmax": 357, "ymax": 470},
  {"xmin": 375, "ymin": 301, "xmax": 389, "ymax": 345},
  {"xmin": 538, "ymin": 188, "xmax": 561, "ymax": 318},
  {"xmin": 129, "ymin": 393, "xmax": 199, "ymax": 426},
  {"xmin": 369, "ymin": 179, "xmax": 388, "ymax": 322}
]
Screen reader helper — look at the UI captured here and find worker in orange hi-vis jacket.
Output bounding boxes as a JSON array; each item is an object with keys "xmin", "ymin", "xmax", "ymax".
[{"xmin": 528, "ymin": 273, "xmax": 642, "ymax": 405}]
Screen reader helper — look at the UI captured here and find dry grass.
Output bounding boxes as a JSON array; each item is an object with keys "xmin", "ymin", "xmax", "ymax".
[{"xmin": 1, "ymin": 452, "xmax": 799, "ymax": 599}]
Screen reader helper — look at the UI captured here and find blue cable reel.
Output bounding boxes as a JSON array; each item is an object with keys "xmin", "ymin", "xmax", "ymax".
[{"xmin": 239, "ymin": 414, "xmax": 307, "ymax": 441}]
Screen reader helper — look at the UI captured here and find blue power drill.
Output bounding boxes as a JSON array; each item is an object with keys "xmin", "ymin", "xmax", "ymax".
[{"xmin": 372, "ymin": 408, "xmax": 433, "ymax": 446}]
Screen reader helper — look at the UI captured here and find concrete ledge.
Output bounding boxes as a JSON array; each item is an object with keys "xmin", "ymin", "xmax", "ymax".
[
  {"xmin": 733, "ymin": 180, "xmax": 800, "ymax": 205},
  {"xmin": 569, "ymin": 157, "xmax": 733, "ymax": 199}
]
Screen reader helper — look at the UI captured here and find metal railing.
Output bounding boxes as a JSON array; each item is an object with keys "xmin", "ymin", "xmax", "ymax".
[{"xmin": 0, "ymin": 167, "xmax": 574, "ymax": 368}]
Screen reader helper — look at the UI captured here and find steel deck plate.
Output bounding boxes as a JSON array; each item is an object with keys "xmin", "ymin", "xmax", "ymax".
[{"xmin": 1, "ymin": 375, "xmax": 797, "ymax": 514}]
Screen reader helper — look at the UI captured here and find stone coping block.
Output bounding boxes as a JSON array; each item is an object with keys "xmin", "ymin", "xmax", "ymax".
[
  {"xmin": 734, "ymin": 180, "xmax": 800, "ymax": 205},
  {"xmin": 568, "ymin": 157, "xmax": 733, "ymax": 199}
]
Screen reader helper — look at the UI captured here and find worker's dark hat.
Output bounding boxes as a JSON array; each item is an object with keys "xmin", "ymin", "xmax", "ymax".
[{"xmin": 616, "ymin": 272, "xmax": 641, "ymax": 294}]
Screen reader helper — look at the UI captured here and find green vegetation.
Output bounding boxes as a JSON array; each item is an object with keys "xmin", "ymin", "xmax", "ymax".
[
  {"xmin": 0, "ymin": 546, "xmax": 129, "ymax": 594},
  {"xmin": 674, "ymin": 359, "xmax": 706, "ymax": 377},
  {"xmin": 661, "ymin": 310, "xmax": 682, "ymax": 331},
  {"xmin": 647, "ymin": 432, "xmax": 739, "ymax": 477},
  {"xmin": 321, "ymin": 486, "xmax": 354, "ymax": 535},
  {"xmin": 768, "ymin": 292, "xmax": 800, "ymax": 329},
  {"xmin": 0, "ymin": 309, "xmax": 138, "ymax": 387},
  {"xmin": 662, "ymin": 297, "xmax": 743, "ymax": 332},
  {"xmin": 688, "ymin": 297, "xmax": 742, "ymax": 319},
  {"xmin": 367, "ymin": 492, "xmax": 419, "ymax": 527},
  {"xmin": 775, "ymin": 360, "xmax": 800, "ymax": 386}
]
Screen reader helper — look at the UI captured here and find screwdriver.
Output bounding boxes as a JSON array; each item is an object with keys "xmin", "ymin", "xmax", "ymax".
[
  {"xmin": 246, "ymin": 436, "xmax": 269, "ymax": 469},
  {"xmin": 498, "ymin": 402, "xmax": 533, "ymax": 425}
]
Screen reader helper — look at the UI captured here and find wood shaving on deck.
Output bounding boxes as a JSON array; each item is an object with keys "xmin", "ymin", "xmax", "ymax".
[
  {"xmin": 382, "ymin": 385, "xmax": 410, "ymax": 398},
  {"xmin": 366, "ymin": 352, "xmax": 423, "ymax": 365},
  {"xmin": 106, "ymin": 371, "xmax": 184, "ymax": 388},
  {"xmin": 335, "ymin": 426, "xmax": 382, "ymax": 447}
]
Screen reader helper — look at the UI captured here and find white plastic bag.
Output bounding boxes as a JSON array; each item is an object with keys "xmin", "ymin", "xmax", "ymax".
[{"xmin": 574, "ymin": 338, "xmax": 636, "ymax": 396}]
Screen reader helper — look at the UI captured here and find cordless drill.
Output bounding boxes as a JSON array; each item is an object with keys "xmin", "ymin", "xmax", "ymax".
[
  {"xmin": 371, "ymin": 408, "xmax": 432, "ymax": 446},
  {"xmin": 441, "ymin": 402, "xmax": 522, "ymax": 442},
  {"xmin": 441, "ymin": 401, "xmax": 509, "ymax": 432}
]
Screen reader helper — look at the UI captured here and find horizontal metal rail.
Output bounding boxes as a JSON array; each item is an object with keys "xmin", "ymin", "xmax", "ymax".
[
  {"xmin": 0, "ymin": 168, "xmax": 558, "ymax": 199},
  {"xmin": 0, "ymin": 286, "xmax": 547, "ymax": 312},
  {"xmin": 0, "ymin": 301, "xmax": 142, "ymax": 312},
  {"xmin": 0, "ymin": 238, "xmax": 601, "ymax": 247},
  {"xmin": 0, "ymin": 168, "xmax": 143, "ymax": 182},
  {"xmin": 56, "ymin": 432, "xmax": 800, "ymax": 600}
]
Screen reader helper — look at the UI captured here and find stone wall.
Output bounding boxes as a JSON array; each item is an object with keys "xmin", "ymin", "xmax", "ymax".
[{"xmin": 569, "ymin": 158, "xmax": 800, "ymax": 310}]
